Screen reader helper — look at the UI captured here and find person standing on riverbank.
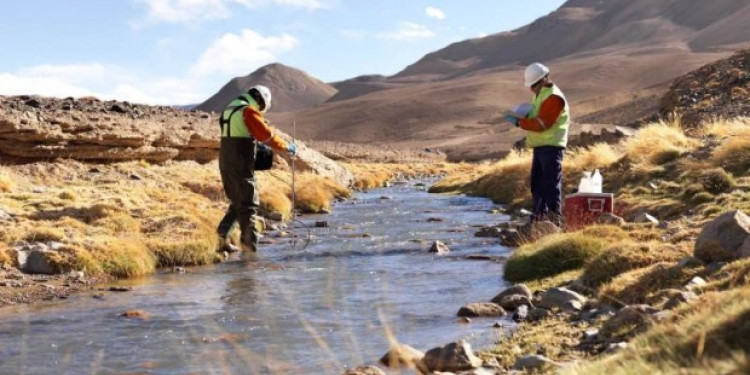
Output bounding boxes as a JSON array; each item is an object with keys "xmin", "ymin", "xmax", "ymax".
[
  {"xmin": 504, "ymin": 63, "xmax": 570, "ymax": 226},
  {"xmin": 217, "ymin": 85, "xmax": 297, "ymax": 253}
]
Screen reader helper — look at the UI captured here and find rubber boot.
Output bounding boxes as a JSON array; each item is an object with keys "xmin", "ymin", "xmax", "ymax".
[
  {"xmin": 239, "ymin": 224, "xmax": 258, "ymax": 253},
  {"xmin": 217, "ymin": 237, "xmax": 241, "ymax": 253}
]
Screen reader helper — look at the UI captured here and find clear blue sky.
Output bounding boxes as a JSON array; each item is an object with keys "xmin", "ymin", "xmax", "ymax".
[{"xmin": 0, "ymin": 0, "xmax": 566, "ymax": 105}]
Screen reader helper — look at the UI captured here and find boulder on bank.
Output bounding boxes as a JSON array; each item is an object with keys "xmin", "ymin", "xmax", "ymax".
[
  {"xmin": 600, "ymin": 304, "xmax": 658, "ymax": 340},
  {"xmin": 490, "ymin": 284, "xmax": 533, "ymax": 303},
  {"xmin": 457, "ymin": 303, "xmax": 505, "ymax": 317},
  {"xmin": 422, "ymin": 340, "xmax": 482, "ymax": 372},
  {"xmin": 596, "ymin": 213, "xmax": 626, "ymax": 226},
  {"xmin": 513, "ymin": 354, "xmax": 560, "ymax": 372},
  {"xmin": 694, "ymin": 210, "xmax": 750, "ymax": 262},
  {"xmin": 379, "ymin": 344, "xmax": 425, "ymax": 370},
  {"xmin": 538, "ymin": 287, "xmax": 587, "ymax": 311}
]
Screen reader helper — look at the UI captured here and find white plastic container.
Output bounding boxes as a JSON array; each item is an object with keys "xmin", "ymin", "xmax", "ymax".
[{"xmin": 578, "ymin": 169, "xmax": 603, "ymax": 194}]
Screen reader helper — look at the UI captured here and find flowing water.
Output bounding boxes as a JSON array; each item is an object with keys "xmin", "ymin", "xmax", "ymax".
[{"xmin": 0, "ymin": 180, "xmax": 513, "ymax": 375}]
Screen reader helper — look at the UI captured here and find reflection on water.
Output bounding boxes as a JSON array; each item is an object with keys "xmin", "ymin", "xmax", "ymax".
[{"xmin": 0, "ymin": 180, "xmax": 512, "ymax": 374}]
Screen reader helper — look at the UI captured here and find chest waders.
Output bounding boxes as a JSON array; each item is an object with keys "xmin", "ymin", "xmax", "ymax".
[{"xmin": 216, "ymin": 98, "xmax": 260, "ymax": 253}]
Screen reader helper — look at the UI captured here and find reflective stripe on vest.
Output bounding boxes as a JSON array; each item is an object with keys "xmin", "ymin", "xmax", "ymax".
[
  {"xmin": 526, "ymin": 85, "xmax": 570, "ymax": 148},
  {"xmin": 220, "ymin": 94, "xmax": 259, "ymax": 138}
]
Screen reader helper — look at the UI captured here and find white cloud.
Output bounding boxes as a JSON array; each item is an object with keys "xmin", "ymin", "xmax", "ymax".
[
  {"xmin": 378, "ymin": 22, "xmax": 434, "ymax": 40},
  {"xmin": 190, "ymin": 29, "xmax": 298, "ymax": 76},
  {"xmin": 340, "ymin": 29, "xmax": 365, "ymax": 40},
  {"xmin": 0, "ymin": 28, "xmax": 300, "ymax": 105},
  {"xmin": 425, "ymin": 6, "xmax": 446, "ymax": 20},
  {"xmin": 136, "ymin": 0, "xmax": 322, "ymax": 24},
  {"xmin": 0, "ymin": 63, "xmax": 204, "ymax": 105}
]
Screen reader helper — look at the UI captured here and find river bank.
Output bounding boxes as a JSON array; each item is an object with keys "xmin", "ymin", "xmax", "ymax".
[
  {"xmin": 0, "ymin": 157, "xmax": 474, "ymax": 307},
  {"xmin": 427, "ymin": 117, "xmax": 750, "ymax": 374}
]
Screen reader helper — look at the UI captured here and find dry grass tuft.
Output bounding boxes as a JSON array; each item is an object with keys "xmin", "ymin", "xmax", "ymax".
[
  {"xmin": 91, "ymin": 212, "xmax": 142, "ymax": 234},
  {"xmin": 89, "ymin": 237, "xmax": 156, "ymax": 278},
  {"xmin": 565, "ymin": 143, "xmax": 622, "ymax": 179},
  {"xmin": 181, "ymin": 181, "xmax": 225, "ymax": 202},
  {"xmin": 260, "ymin": 188, "xmax": 292, "ymax": 219},
  {"xmin": 469, "ymin": 149, "xmax": 532, "ymax": 205},
  {"xmin": 22, "ymin": 226, "xmax": 66, "ymax": 242},
  {"xmin": 623, "ymin": 121, "xmax": 699, "ymax": 166},
  {"xmin": 0, "ymin": 242, "xmax": 11, "ymax": 266},
  {"xmin": 0, "ymin": 168, "xmax": 14, "ymax": 193},
  {"xmin": 58, "ymin": 190, "xmax": 77, "ymax": 201},
  {"xmin": 707, "ymin": 118, "xmax": 750, "ymax": 176},
  {"xmin": 147, "ymin": 237, "xmax": 219, "ymax": 267},
  {"xmin": 582, "ymin": 242, "xmax": 690, "ymax": 287}
]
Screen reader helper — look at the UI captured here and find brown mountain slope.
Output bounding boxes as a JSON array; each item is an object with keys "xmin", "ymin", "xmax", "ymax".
[
  {"xmin": 396, "ymin": 0, "xmax": 750, "ymax": 80},
  {"xmin": 196, "ymin": 63, "xmax": 337, "ymax": 113},
  {"xmin": 255, "ymin": 0, "xmax": 750, "ymax": 161},
  {"xmin": 328, "ymin": 0, "xmax": 750, "ymax": 103},
  {"xmin": 271, "ymin": 47, "xmax": 731, "ymax": 161}
]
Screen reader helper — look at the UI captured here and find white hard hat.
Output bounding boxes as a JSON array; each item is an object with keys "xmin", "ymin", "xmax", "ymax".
[
  {"xmin": 249, "ymin": 85, "xmax": 272, "ymax": 113},
  {"xmin": 524, "ymin": 62, "xmax": 550, "ymax": 87}
]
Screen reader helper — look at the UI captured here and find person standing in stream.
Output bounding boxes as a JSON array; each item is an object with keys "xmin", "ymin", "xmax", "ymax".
[
  {"xmin": 217, "ymin": 85, "xmax": 297, "ymax": 253},
  {"xmin": 504, "ymin": 63, "xmax": 570, "ymax": 226}
]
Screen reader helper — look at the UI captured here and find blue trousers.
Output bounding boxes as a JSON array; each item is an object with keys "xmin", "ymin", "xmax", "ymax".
[{"xmin": 531, "ymin": 146, "xmax": 565, "ymax": 224}]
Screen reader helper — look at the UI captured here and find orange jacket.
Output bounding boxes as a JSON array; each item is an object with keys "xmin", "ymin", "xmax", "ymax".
[
  {"xmin": 242, "ymin": 107, "xmax": 289, "ymax": 152},
  {"xmin": 519, "ymin": 95, "xmax": 565, "ymax": 132}
]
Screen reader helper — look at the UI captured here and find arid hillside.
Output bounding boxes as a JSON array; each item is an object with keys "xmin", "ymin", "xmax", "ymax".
[
  {"xmin": 251, "ymin": 0, "xmax": 750, "ymax": 161},
  {"xmin": 196, "ymin": 63, "xmax": 337, "ymax": 113}
]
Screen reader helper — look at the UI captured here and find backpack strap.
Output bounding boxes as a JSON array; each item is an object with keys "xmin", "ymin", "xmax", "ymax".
[{"xmin": 219, "ymin": 105, "xmax": 247, "ymax": 138}]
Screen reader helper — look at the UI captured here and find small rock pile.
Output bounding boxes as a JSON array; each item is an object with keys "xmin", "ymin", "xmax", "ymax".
[{"xmin": 660, "ymin": 47, "xmax": 750, "ymax": 127}]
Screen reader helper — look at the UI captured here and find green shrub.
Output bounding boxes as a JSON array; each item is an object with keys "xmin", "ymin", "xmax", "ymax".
[{"xmin": 504, "ymin": 233, "xmax": 610, "ymax": 282}]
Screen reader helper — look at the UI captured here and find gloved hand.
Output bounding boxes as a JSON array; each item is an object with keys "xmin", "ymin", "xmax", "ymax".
[
  {"xmin": 504, "ymin": 115, "xmax": 520, "ymax": 127},
  {"xmin": 287, "ymin": 143, "xmax": 297, "ymax": 156}
]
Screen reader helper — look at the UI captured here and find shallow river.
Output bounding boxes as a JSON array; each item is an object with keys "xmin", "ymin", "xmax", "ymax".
[{"xmin": 0, "ymin": 180, "xmax": 512, "ymax": 374}]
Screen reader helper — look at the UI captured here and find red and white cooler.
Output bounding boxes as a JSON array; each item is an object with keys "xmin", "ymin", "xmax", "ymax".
[{"xmin": 563, "ymin": 192, "xmax": 614, "ymax": 230}]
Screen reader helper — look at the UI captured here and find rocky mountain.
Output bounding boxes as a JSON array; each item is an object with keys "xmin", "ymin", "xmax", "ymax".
[
  {"xmin": 196, "ymin": 63, "xmax": 337, "ymax": 113},
  {"xmin": 266, "ymin": 0, "xmax": 750, "ymax": 161}
]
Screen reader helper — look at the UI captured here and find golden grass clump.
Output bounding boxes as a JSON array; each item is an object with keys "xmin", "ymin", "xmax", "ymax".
[
  {"xmin": 469, "ymin": 149, "xmax": 532, "ymax": 205},
  {"xmin": 89, "ymin": 237, "xmax": 156, "ymax": 278},
  {"xmin": 181, "ymin": 181, "xmax": 226, "ymax": 202},
  {"xmin": 292, "ymin": 173, "xmax": 350, "ymax": 213},
  {"xmin": 147, "ymin": 237, "xmax": 219, "ymax": 268},
  {"xmin": 706, "ymin": 118, "xmax": 750, "ymax": 176},
  {"xmin": 22, "ymin": 226, "xmax": 66, "ymax": 242},
  {"xmin": 91, "ymin": 212, "xmax": 142, "ymax": 234},
  {"xmin": 0, "ymin": 242, "xmax": 11, "ymax": 266},
  {"xmin": 623, "ymin": 121, "xmax": 699, "ymax": 165},
  {"xmin": 0, "ymin": 169, "xmax": 14, "ymax": 193},
  {"xmin": 260, "ymin": 188, "xmax": 292, "ymax": 218},
  {"xmin": 504, "ymin": 231, "xmax": 612, "ymax": 282},
  {"xmin": 582, "ymin": 242, "xmax": 690, "ymax": 287},
  {"xmin": 565, "ymin": 143, "xmax": 622, "ymax": 178}
]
